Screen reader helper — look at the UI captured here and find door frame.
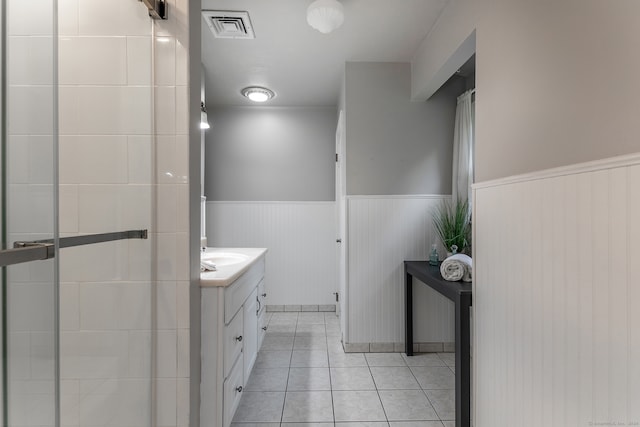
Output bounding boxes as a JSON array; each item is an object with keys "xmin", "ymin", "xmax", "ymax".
[{"xmin": 335, "ymin": 110, "xmax": 348, "ymax": 343}]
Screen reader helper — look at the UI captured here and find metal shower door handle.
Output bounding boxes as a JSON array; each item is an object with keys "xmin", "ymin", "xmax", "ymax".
[
  {"xmin": 0, "ymin": 243, "xmax": 55, "ymax": 267},
  {"xmin": 0, "ymin": 229, "xmax": 148, "ymax": 268}
]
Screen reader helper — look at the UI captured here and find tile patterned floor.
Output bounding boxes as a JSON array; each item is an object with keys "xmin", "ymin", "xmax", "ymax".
[{"xmin": 232, "ymin": 312, "xmax": 456, "ymax": 427}]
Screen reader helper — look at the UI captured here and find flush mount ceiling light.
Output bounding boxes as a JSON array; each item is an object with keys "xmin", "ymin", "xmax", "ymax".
[
  {"xmin": 307, "ymin": 0, "xmax": 344, "ymax": 34},
  {"xmin": 241, "ymin": 86, "xmax": 275, "ymax": 103}
]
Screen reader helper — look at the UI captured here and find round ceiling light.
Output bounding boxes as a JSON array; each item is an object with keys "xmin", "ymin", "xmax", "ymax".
[
  {"xmin": 241, "ymin": 86, "xmax": 275, "ymax": 103},
  {"xmin": 307, "ymin": 0, "xmax": 344, "ymax": 34}
]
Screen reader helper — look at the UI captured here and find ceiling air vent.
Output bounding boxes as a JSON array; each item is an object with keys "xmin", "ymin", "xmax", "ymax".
[{"xmin": 203, "ymin": 11, "xmax": 255, "ymax": 39}]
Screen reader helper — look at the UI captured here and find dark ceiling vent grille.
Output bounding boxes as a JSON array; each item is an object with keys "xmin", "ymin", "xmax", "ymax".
[{"xmin": 202, "ymin": 11, "xmax": 255, "ymax": 39}]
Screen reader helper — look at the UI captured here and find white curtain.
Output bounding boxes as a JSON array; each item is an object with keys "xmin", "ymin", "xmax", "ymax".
[{"xmin": 452, "ymin": 89, "xmax": 475, "ymax": 205}]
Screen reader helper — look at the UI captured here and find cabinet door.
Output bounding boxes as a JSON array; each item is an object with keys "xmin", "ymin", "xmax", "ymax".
[
  {"xmin": 243, "ymin": 288, "xmax": 259, "ymax": 380},
  {"xmin": 257, "ymin": 278, "xmax": 266, "ymax": 315},
  {"xmin": 258, "ymin": 309, "xmax": 268, "ymax": 350}
]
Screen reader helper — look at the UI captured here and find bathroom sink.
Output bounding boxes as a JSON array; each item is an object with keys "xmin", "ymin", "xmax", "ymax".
[
  {"xmin": 201, "ymin": 252, "xmax": 250, "ymax": 267},
  {"xmin": 200, "ymin": 248, "xmax": 268, "ymax": 287}
]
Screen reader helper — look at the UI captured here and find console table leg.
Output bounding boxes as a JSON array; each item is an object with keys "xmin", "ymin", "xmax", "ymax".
[
  {"xmin": 455, "ymin": 295, "xmax": 471, "ymax": 427},
  {"xmin": 405, "ymin": 269, "xmax": 413, "ymax": 356}
]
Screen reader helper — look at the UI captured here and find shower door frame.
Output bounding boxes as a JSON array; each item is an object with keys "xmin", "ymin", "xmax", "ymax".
[
  {"xmin": 1, "ymin": 1, "xmax": 155, "ymax": 425},
  {"xmin": 0, "ymin": 0, "xmax": 60, "ymax": 425}
]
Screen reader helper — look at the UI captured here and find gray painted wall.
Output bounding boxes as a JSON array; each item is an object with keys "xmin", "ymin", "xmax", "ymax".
[
  {"xmin": 345, "ymin": 62, "xmax": 464, "ymax": 195},
  {"xmin": 205, "ymin": 107, "xmax": 337, "ymax": 201},
  {"xmin": 411, "ymin": 0, "xmax": 477, "ymax": 101},
  {"xmin": 475, "ymin": 0, "xmax": 640, "ymax": 181},
  {"xmin": 412, "ymin": 0, "xmax": 640, "ymax": 182}
]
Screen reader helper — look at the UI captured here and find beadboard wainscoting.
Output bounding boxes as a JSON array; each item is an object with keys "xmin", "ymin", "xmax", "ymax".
[
  {"xmin": 206, "ymin": 201, "xmax": 337, "ymax": 306},
  {"xmin": 473, "ymin": 154, "xmax": 640, "ymax": 427},
  {"xmin": 346, "ymin": 195, "xmax": 454, "ymax": 347}
]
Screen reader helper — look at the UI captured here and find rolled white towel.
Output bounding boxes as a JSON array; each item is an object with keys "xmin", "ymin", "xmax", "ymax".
[{"xmin": 440, "ymin": 254, "xmax": 472, "ymax": 282}]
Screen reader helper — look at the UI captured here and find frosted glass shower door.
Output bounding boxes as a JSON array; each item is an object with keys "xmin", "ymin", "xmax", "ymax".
[
  {"xmin": 1, "ymin": 1, "xmax": 156, "ymax": 427},
  {"xmin": 1, "ymin": 1, "xmax": 59, "ymax": 426}
]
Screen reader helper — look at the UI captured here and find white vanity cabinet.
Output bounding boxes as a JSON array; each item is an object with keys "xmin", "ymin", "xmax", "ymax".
[{"xmin": 201, "ymin": 250, "xmax": 267, "ymax": 427}]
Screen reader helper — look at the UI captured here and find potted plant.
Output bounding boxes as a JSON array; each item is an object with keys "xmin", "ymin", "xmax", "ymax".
[{"xmin": 432, "ymin": 199, "xmax": 471, "ymax": 256}]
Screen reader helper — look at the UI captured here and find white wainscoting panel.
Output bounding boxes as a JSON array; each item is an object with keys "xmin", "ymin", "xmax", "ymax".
[
  {"xmin": 473, "ymin": 157, "xmax": 640, "ymax": 427},
  {"xmin": 207, "ymin": 201, "xmax": 336, "ymax": 306},
  {"xmin": 346, "ymin": 195, "xmax": 454, "ymax": 344}
]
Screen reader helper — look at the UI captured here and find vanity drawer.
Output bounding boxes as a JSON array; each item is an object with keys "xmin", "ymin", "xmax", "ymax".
[
  {"xmin": 224, "ymin": 257, "xmax": 265, "ymax": 324},
  {"xmin": 223, "ymin": 358, "xmax": 244, "ymax": 427},
  {"xmin": 224, "ymin": 309, "xmax": 244, "ymax": 378}
]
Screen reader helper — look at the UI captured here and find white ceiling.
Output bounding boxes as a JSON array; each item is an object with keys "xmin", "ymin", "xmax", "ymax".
[{"xmin": 201, "ymin": 0, "xmax": 449, "ymax": 107}]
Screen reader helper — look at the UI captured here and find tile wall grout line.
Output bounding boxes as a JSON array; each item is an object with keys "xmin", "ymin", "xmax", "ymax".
[
  {"xmin": 324, "ymin": 312, "xmax": 337, "ymax": 425},
  {"xmin": 365, "ymin": 352, "xmax": 391, "ymax": 424},
  {"xmin": 278, "ymin": 315, "xmax": 294, "ymax": 425}
]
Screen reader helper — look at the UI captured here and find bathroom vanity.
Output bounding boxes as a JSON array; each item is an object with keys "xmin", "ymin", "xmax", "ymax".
[{"xmin": 200, "ymin": 248, "xmax": 268, "ymax": 427}]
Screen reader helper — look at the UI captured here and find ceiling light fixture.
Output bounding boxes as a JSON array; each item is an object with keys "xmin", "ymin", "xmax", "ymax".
[
  {"xmin": 200, "ymin": 102, "xmax": 210, "ymax": 130},
  {"xmin": 306, "ymin": 0, "xmax": 344, "ymax": 34},
  {"xmin": 241, "ymin": 86, "xmax": 275, "ymax": 103}
]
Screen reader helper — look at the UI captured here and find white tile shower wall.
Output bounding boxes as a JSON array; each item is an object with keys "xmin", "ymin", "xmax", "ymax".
[
  {"xmin": 473, "ymin": 154, "xmax": 640, "ymax": 427},
  {"xmin": 55, "ymin": 1, "xmax": 158, "ymax": 427},
  {"xmin": 59, "ymin": 37, "xmax": 128, "ymax": 85},
  {"xmin": 207, "ymin": 201, "xmax": 337, "ymax": 306},
  {"xmin": 346, "ymin": 196, "xmax": 454, "ymax": 345}
]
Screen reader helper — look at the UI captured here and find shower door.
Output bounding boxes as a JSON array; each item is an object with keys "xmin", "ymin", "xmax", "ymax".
[
  {"xmin": 1, "ymin": 1, "xmax": 155, "ymax": 427},
  {"xmin": 1, "ymin": 0, "xmax": 59, "ymax": 426}
]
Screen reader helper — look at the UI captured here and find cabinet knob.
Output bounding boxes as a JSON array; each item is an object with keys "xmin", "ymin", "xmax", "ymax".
[
  {"xmin": 261, "ymin": 293, "xmax": 267, "ymax": 298},
  {"xmin": 236, "ymin": 386, "xmax": 243, "ymax": 393},
  {"xmin": 235, "ymin": 335, "xmax": 243, "ymax": 342},
  {"xmin": 262, "ymin": 326, "xmax": 268, "ymax": 331}
]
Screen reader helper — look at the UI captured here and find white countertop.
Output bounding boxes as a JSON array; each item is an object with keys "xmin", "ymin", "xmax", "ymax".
[{"xmin": 199, "ymin": 247, "xmax": 267, "ymax": 288}]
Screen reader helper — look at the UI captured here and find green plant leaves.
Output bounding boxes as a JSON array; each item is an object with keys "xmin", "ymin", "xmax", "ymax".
[{"xmin": 432, "ymin": 199, "xmax": 471, "ymax": 255}]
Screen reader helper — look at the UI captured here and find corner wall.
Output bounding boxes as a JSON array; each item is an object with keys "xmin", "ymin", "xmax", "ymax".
[
  {"xmin": 187, "ymin": 2, "xmax": 202, "ymax": 427},
  {"xmin": 471, "ymin": 2, "xmax": 640, "ymax": 424},
  {"xmin": 342, "ymin": 62, "xmax": 463, "ymax": 346},
  {"xmin": 412, "ymin": 0, "xmax": 640, "ymax": 425},
  {"xmin": 153, "ymin": 1, "xmax": 194, "ymax": 426},
  {"xmin": 205, "ymin": 106, "xmax": 338, "ymax": 307}
]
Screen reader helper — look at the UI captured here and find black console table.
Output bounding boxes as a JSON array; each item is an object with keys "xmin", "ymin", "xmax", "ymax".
[{"xmin": 404, "ymin": 261, "xmax": 472, "ymax": 427}]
